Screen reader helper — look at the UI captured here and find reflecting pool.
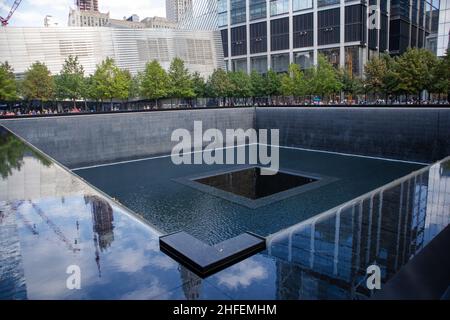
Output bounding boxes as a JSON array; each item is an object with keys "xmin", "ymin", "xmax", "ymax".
[{"xmin": 1, "ymin": 126, "xmax": 449, "ymax": 300}]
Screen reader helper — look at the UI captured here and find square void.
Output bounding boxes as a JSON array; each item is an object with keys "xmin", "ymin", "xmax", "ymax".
[{"xmin": 194, "ymin": 167, "xmax": 318, "ymax": 200}]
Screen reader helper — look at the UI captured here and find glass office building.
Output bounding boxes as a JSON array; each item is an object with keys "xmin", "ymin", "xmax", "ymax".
[
  {"xmin": 437, "ymin": 0, "xmax": 450, "ymax": 56},
  {"xmin": 218, "ymin": 0, "xmax": 440, "ymax": 76},
  {"xmin": 389, "ymin": 0, "xmax": 440, "ymax": 55}
]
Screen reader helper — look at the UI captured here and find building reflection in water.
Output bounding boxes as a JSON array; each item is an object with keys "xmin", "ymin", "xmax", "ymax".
[
  {"xmin": 84, "ymin": 195, "xmax": 115, "ymax": 278},
  {"xmin": 179, "ymin": 266, "xmax": 203, "ymax": 300},
  {"xmin": 270, "ymin": 164, "xmax": 450, "ymax": 300}
]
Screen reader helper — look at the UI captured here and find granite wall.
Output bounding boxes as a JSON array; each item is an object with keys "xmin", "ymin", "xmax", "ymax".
[
  {"xmin": 0, "ymin": 108, "xmax": 255, "ymax": 168},
  {"xmin": 2, "ymin": 107, "xmax": 449, "ymax": 168},
  {"xmin": 256, "ymin": 107, "xmax": 450, "ymax": 163}
]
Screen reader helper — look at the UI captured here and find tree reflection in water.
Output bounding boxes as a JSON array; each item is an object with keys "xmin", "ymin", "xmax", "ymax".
[{"xmin": 0, "ymin": 129, "xmax": 52, "ymax": 179}]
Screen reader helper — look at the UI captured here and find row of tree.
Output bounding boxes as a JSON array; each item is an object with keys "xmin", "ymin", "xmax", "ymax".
[{"xmin": 0, "ymin": 48, "xmax": 449, "ymax": 106}]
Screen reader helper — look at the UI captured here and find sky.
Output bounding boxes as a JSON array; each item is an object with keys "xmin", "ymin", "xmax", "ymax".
[{"xmin": 0, "ymin": 0, "xmax": 166, "ymax": 27}]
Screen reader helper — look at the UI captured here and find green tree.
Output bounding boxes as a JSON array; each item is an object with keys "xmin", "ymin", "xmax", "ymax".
[
  {"xmin": 0, "ymin": 61, "xmax": 17, "ymax": 101},
  {"xmin": 395, "ymin": 48, "xmax": 438, "ymax": 98},
  {"xmin": 207, "ymin": 68, "xmax": 234, "ymax": 106},
  {"xmin": 309, "ymin": 55, "xmax": 342, "ymax": 101},
  {"xmin": 281, "ymin": 72, "xmax": 294, "ymax": 97},
  {"xmin": 191, "ymin": 72, "xmax": 207, "ymax": 98},
  {"xmin": 430, "ymin": 50, "xmax": 450, "ymax": 99},
  {"xmin": 84, "ymin": 75, "xmax": 100, "ymax": 102},
  {"xmin": 340, "ymin": 69, "xmax": 364, "ymax": 99},
  {"xmin": 168, "ymin": 58, "xmax": 195, "ymax": 106},
  {"xmin": 54, "ymin": 55, "xmax": 85, "ymax": 107},
  {"xmin": 250, "ymin": 71, "xmax": 266, "ymax": 100},
  {"xmin": 364, "ymin": 55, "xmax": 389, "ymax": 97},
  {"xmin": 168, "ymin": 58, "xmax": 195, "ymax": 103},
  {"xmin": 281, "ymin": 63, "xmax": 307, "ymax": 100},
  {"xmin": 140, "ymin": 60, "xmax": 169, "ymax": 106},
  {"xmin": 91, "ymin": 58, "xmax": 131, "ymax": 106},
  {"xmin": 128, "ymin": 72, "xmax": 143, "ymax": 100},
  {"xmin": 22, "ymin": 61, "xmax": 54, "ymax": 103},
  {"xmin": 265, "ymin": 69, "xmax": 282, "ymax": 104},
  {"xmin": 228, "ymin": 71, "xmax": 252, "ymax": 105}
]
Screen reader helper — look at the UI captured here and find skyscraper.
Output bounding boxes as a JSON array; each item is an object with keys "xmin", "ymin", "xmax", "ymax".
[
  {"xmin": 166, "ymin": 0, "xmax": 193, "ymax": 22},
  {"xmin": 218, "ymin": 1, "xmax": 440, "ymax": 76},
  {"xmin": 76, "ymin": 0, "xmax": 99, "ymax": 11},
  {"xmin": 437, "ymin": 0, "xmax": 450, "ymax": 56},
  {"xmin": 69, "ymin": 0, "xmax": 108, "ymax": 26}
]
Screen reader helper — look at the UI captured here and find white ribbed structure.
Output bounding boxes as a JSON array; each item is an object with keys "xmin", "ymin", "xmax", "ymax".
[{"xmin": 0, "ymin": 27, "xmax": 224, "ymax": 78}]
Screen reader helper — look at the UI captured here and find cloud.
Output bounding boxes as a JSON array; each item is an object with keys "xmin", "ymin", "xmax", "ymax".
[
  {"xmin": 1, "ymin": 0, "xmax": 166, "ymax": 27},
  {"xmin": 215, "ymin": 259, "xmax": 269, "ymax": 290}
]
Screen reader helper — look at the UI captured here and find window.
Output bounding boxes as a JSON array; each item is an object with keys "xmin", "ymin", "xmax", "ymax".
[
  {"xmin": 345, "ymin": 4, "xmax": 366, "ymax": 43},
  {"xmin": 318, "ymin": 8, "xmax": 340, "ymax": 45},
  {"xmin": 293, "ymin": 0, "xmax": 313, "ymax": 12},
  {"xmin": 294, "ymin": 51, "xmax": 314, "ymax": 70},
  {"xmin": 251, "ymin": 56, "xmax": 268, "ymax": 74},
  {"xmin": 232, "ymin": 58, "xmax": 248, "ymax": 72},
  {"xmin": 271, "ymin": 17, "xmax": 289, "ymax": 51},
  {"xmin": 345, "ymin": 46, "xmax": 362, "ymax": 76},
  {"xmin": 231, "ymin": 0, "xmax": 246, "ymax": 25},
  {"xmin": 221, "ymin": 29, "xmax": 229, "ymax": 58},
  {"xmin": 318, "ymin": 0, "xmax": 340, "ymax": 7},
  {"xmin": 250, "ymin": 22, "xmax": 267, "ymax": 54},
  {"xmin": 231, "ymin": 26, "xmax": 247, "ymax": 56},
  {"xmin": 250, "ymin": 0, "xmax": 267, "ymax": 20},
  {"xmin": 271, "ymin": 53, "xmax": 290, "ymax": 73},
  {"xmin": 218, "ymin": 0, "xmax": 228, "ymax": 27},
  {"xmin": 319, "ymin": 48, "xmax": 340, "ymax": 68},
  {"xmin": 218, "ymin": 0, "xmax": 227, "ymax": 13},
  {"xmin": 219, "ymin": 13, "xmax": 228, "ymax": 27},
  {"xmin": 293, "ymin": 13, "xmax": 314, "ymax": 48},
  {"xmin": 270, "ymin": 0, "xmax": 289, "ymax": 16}
]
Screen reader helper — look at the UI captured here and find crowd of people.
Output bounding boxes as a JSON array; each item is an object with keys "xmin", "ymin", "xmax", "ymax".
[
  {"xmin": 0, "ymin": 107, "xmax": 83, "ymax": 117},
  {"xmin": 1, "ymin": 98, "xmax": 449, "ymax": 118}
]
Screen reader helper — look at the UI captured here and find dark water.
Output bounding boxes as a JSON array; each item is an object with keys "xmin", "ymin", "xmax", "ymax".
[
  {"xmin": 2, "ymin": 126, "xmax": 449, "ymax": 300},
  {"xmin": 75, "ymin": 147, "xmax": 423, "ymax": 244},
  {"xmin": 195, "ymin": 167, "xmax": 317, "ymax": 200}
]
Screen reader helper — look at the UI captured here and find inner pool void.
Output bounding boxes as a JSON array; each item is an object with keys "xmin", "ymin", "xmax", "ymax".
[
  {"xmin": 74, "ymin": 146, "xmax": 424, "ymax": 244},
  {"xmin": 195, "ymin": 167, "xmax": 318, "ymax": 200}
]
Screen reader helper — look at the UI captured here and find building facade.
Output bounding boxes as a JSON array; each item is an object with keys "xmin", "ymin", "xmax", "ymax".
[
  {"xmin": 166, "ymin": 0, "xmax": 194, "ymax": 22},
  {"xmin": 218, "ymin": 0, "xmax": 439, "ymax": 76},
  {"xmin": 0, "ymin": 27, "xmax": 224, "ymax": 79},
  {"xmin": 389, "ymin": 0, "xmax": 440, "ymax": 55},
  {"xmin": 108, "ymin": 17, "xmax": 146, "ymax": 29},
  {"xmin": 141, "ymin": 16, "xmax": 177, "ymax": 29},
  {"xmin": 76, "ymin": 0, "xmax": 99, "ymax": 12},
  {"xmin": 68, "ymin": 8, "xmax": 110, "ymax": 27},
  {"xmin": 437, "ymin": 0, "xmax": 450, "ymax": 56}
]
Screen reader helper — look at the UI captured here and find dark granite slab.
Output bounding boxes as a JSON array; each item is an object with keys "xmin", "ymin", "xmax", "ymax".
[
  {"xmin": 159, "ymin": 231, "xmax": 266, "ymax": 277},
  {"xmin": 373, "ymin": 225, "xmax": 450, "ymax": 300}
]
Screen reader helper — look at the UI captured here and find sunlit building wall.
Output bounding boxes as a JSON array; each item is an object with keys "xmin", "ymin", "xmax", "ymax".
[
  {"xmin": 167, "ymin": 0, "xmax": 194, "ymax": 22},
  {"xmin": 437, "ymin": 0, "xmax": 450, "ymax": 56},
  {"xmin": 0, "ymin": 27, "xmax": 225, "ymax": 79}
]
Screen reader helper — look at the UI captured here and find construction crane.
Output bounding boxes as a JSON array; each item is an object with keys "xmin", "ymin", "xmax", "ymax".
[
  {"xmin": 0, "ymin": 0, "xmax": 22, "ymax": 26},
  {"xmin": 29, "ymin": 201, "xmax": 81, "ymax": 253}
]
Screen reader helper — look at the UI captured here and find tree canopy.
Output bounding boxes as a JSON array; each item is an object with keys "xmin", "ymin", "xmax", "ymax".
[
  {"xmin": 2, "ymin": 48, "xmax": 449, "ymax": 108},
  {"xmin": 21, "ymin": 61, "xmax": 54, "ymax": 101},
  {"xmin": 54, "ymin": 55, "xmax": 85, "ymax": 105},
  {"xmin": 0, "ymin": 62, "xmax": 17, "ymax": 101},
  {"xmin": 140, "ymin": 60, "xmax": 169, "ymax": 102},
  {"xmin": 90, "ymin": 57, "xmax": 131, "ymax": 102},
  {"xmin": 168, "ymin": 58, "xmax": 195, "ymax": 99}
]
